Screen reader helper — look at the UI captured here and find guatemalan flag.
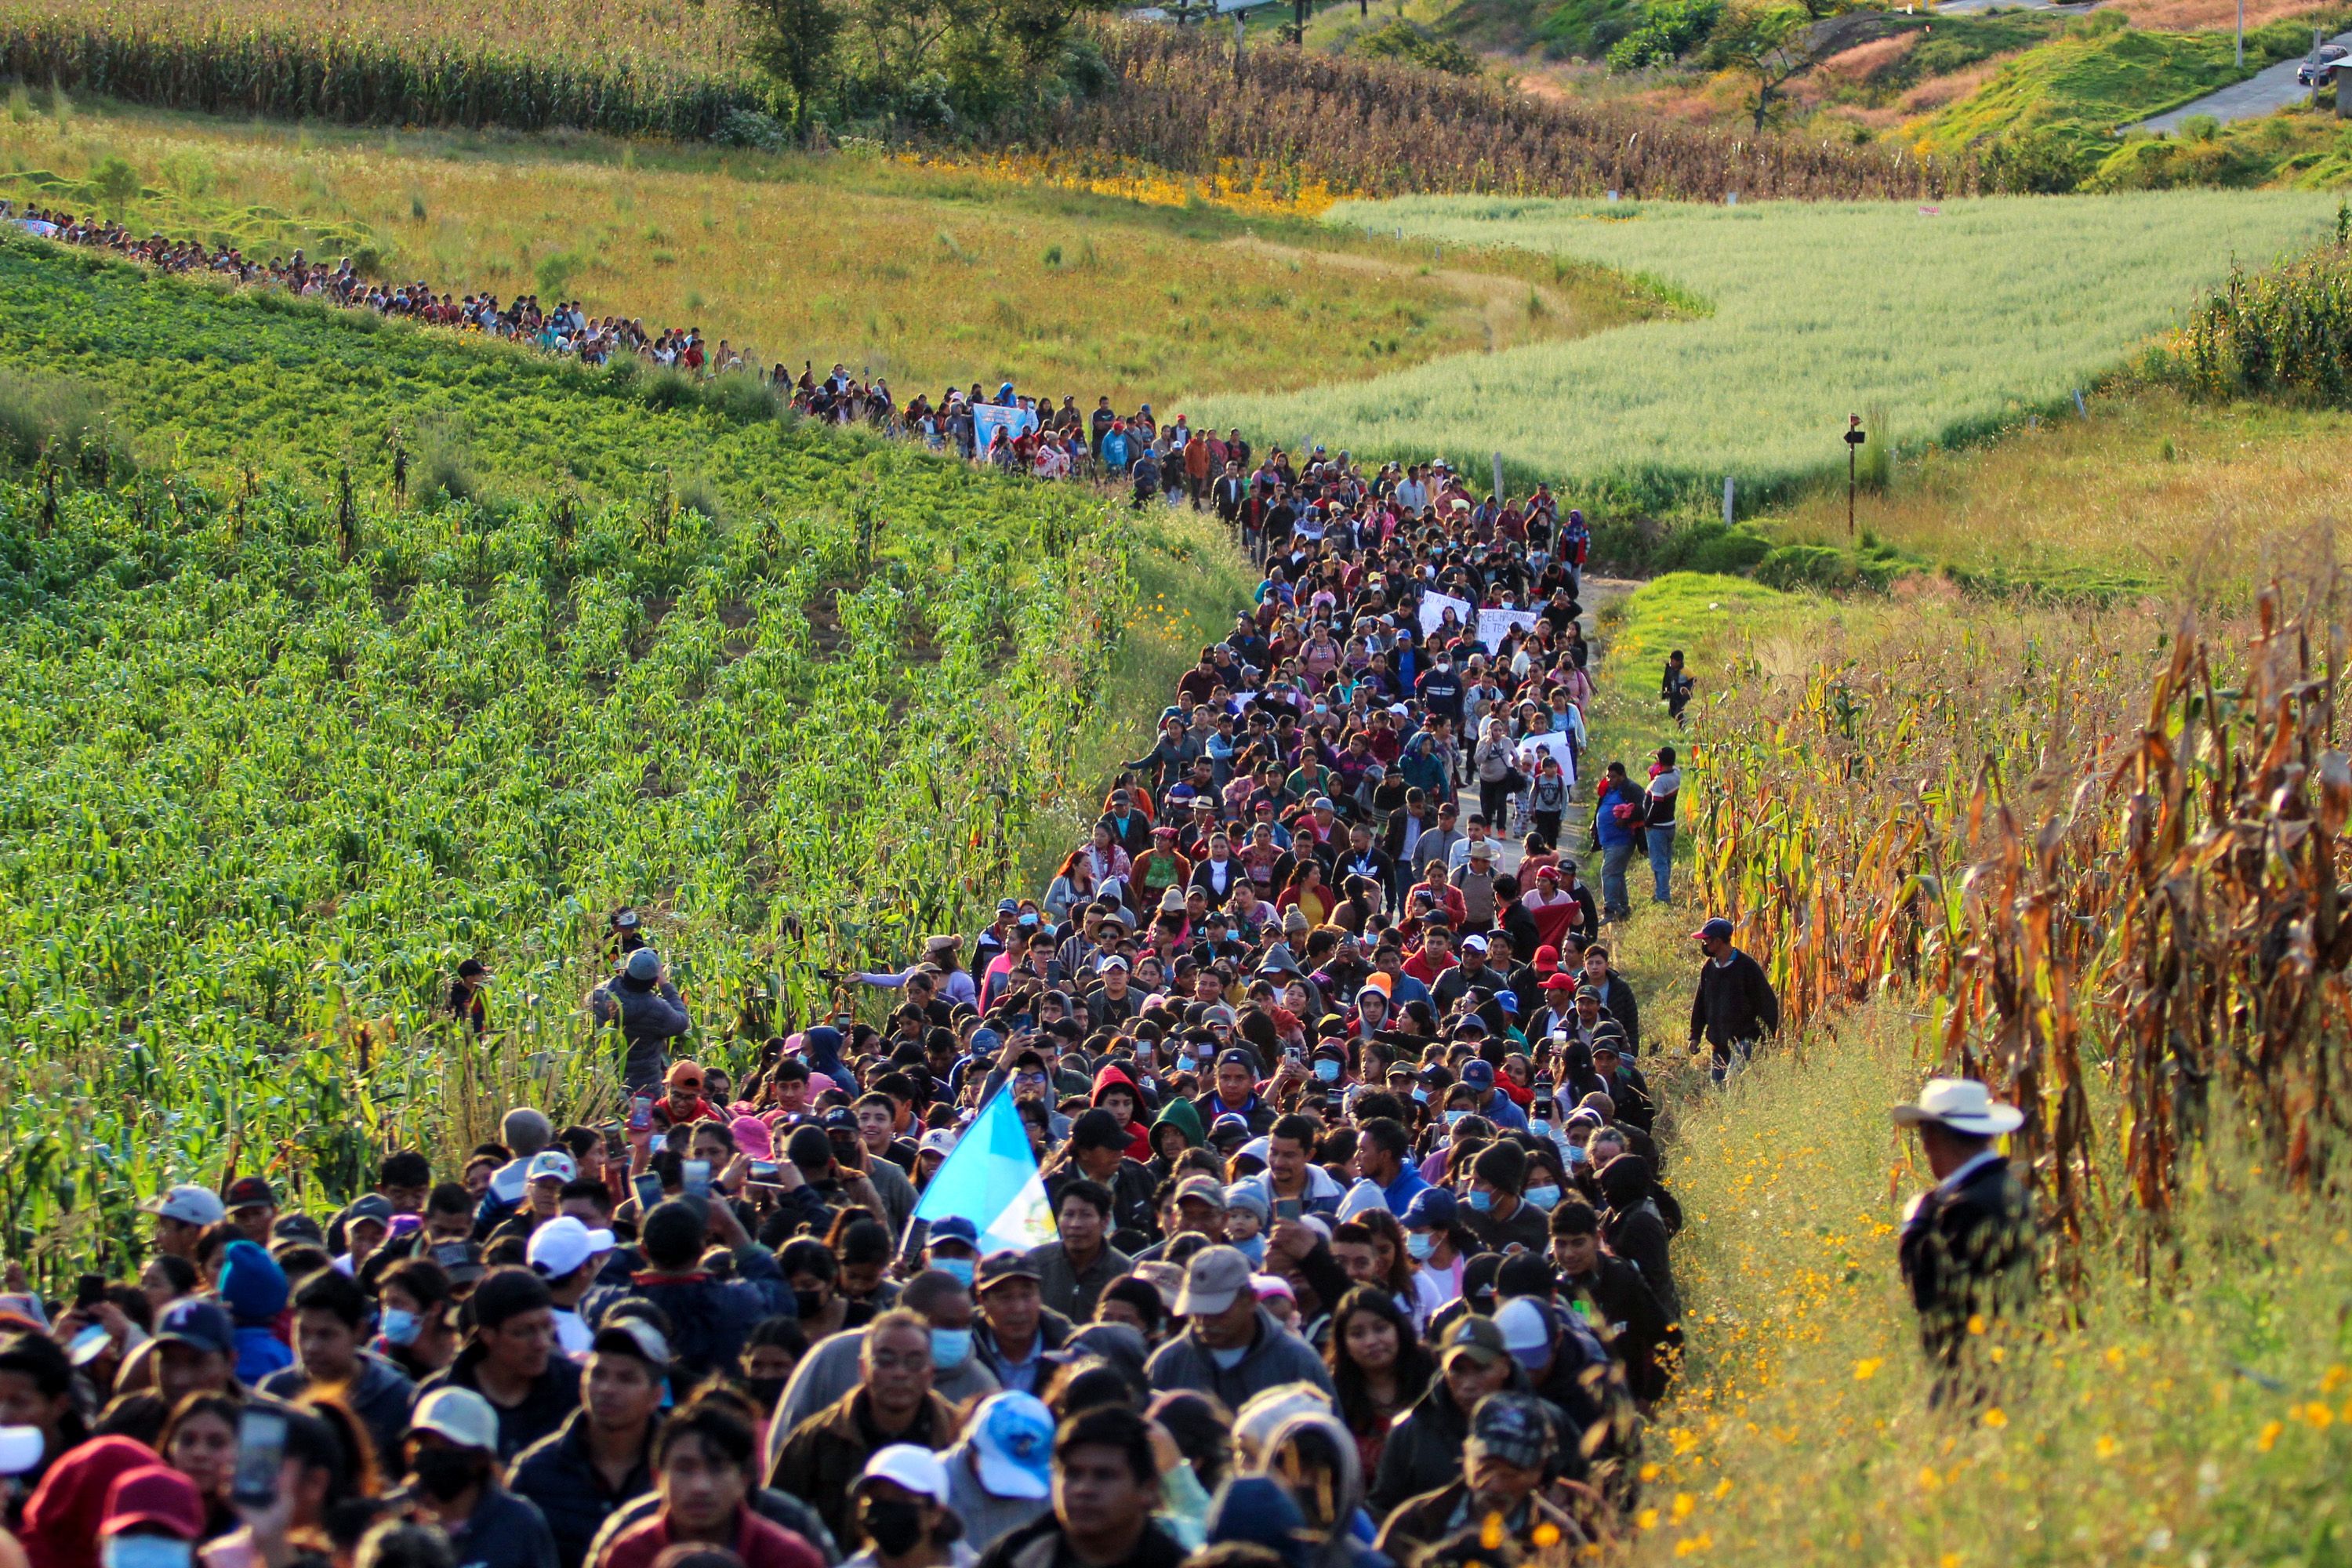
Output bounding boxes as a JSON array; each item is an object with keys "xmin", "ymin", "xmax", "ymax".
[{"xmin": 911, "ymin": 1087, "xmax": 1056, "ymax": 1255}]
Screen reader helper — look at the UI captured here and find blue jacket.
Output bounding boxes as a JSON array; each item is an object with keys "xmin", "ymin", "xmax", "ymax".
[
  {"xmin": 616, "ymin": 1246, "xmax": 794, "ymax": 1385},
  {"xmin": 218, "ymin": 1242, "xmax": 293, "ymax": 1385},
  {"xmin": 1594, "ymin": 779, "xmax": 1644, "ymax": 848}
]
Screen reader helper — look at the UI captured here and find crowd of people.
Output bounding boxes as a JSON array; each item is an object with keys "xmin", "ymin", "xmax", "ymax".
[{"xmin": 0, "ymin": 198, "xmax": 1835, "ymax": 1568}]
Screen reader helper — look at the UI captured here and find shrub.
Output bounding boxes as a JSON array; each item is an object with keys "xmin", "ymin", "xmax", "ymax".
[
  {"xmin": 0, "ymin": 366, "xmax": 132, "ymax": 479},
  {"xmin": 1752, "ymin": 542, "xmax": 1849, "ymax": 589},
  {"xmin": 1352, "ymin": 20, "xmax": 1482, "ymax": 76}
]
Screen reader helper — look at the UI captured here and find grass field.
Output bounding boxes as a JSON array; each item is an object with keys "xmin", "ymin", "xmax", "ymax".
[
  {"xmin": 0, "ymin": 100, "xmax": 1661, "ymax": 405},
  {"xmin": 1190, "ymin": 190, "xmax": 2339, "ymax": 506},
  {"xmin": 1766, "ymin": 383, "xmax": 2352, "ymax": 597}
]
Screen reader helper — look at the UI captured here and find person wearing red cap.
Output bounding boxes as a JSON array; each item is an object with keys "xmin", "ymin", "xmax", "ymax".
[
  {"xmin": 100, "ymin": 1467, "xmax": 206, "ymax": 1562},
  {"xmin": 21, "ymin": 1436, "xmax": 159, "ymax": 1568}
]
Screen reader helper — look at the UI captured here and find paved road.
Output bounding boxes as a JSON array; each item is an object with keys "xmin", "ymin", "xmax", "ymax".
[
  {"xmin": 2134, "ymin": 33, "xmax": 2349, "ymax": 132},
  {"xmin": 1934, "ymin": 0, "xmax": 2092, "ymax": 16}
]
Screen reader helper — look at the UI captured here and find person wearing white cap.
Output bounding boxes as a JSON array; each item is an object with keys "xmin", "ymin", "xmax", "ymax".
[
  {"xmin": 526, "ymin": 1214, "xmax": 615, "ymax": 1359},
  {"xmin": 139, "ymin": 1186, "xmax": 226, "ymax": 1264},
  {"xmin": 842, "ymin": 1443, "xmax": 972, "ymax": 1568},
  {"xmin": 938, "ymin": 1392, "xmax": 1054, "ymax": 1555},
  {"xmin": 396, "ymin": 1386, "xmax": 562, "ymax": 1568},
  {"xmin": 1892, "ymin": 1077, "xmax": 2036, "ymax": 1384}
]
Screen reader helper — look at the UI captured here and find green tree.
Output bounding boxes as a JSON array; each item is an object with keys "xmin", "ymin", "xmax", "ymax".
[
  {"xmin": 738, "ymin": 0, "xmax": 845, "ymax": 129},
  {"xmin": 1704, "ymin": 3, "xmax": 1812, "ymax": 132}
]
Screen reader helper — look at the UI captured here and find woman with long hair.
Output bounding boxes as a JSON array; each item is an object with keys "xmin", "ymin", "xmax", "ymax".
[
  {"xmin": 1323, "ymin": 1287, "xmax": 1436, "ymax": 1482},
  {"xmin": 1278, "ymin": 859, "xmax": 1336, "ymax": 928}
]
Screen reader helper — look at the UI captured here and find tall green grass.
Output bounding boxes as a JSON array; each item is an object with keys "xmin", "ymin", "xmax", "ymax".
[{"xmin": 1192, "ymin": 191, "xmax": 2339, "ymax": 512}]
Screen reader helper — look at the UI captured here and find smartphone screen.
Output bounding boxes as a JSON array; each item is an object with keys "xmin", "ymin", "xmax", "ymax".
[
  {"xmin": 633, "ymin": 1172, "xmax": 663, "ymax": 1210},
  {"xmin": 74, "ymin": 1273, "xmax": 106, "ymax": 1310},
  {"xmin": 681, "ymin": 1160, "xmax": 711, "ymax": 1198},
  {"xmin": 229, "ymin": 1407, "xmax": 289, "ymax": 1510},
  {"xmin": 1273, "ymin": 1196, "xmax": 1304, "ymax": 1221},
  {"xmin": 747, "ymin": 1161, "xmax": 780, "ymax": 1181},
  {"xmin": 628, "ymin": 1096, "xmax": 652, "ymax": 1131}
]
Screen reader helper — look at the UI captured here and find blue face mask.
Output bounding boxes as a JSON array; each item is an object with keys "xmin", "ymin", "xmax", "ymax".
[
  {"xmin": 1314, "ymin": 1059, "xmax": 1340, "ymax": 1083},
  {"xmin": 104, "ymin": 1540, "xmax": 191, "ymax": 1568},
  {"xmin": 1526, "ymin": 1184, "xmax": 1562, "ymax": 1211},
  {"xmin": 1412, "ymin": 1088, "xmax": 1429, "ymax": 1103},
  {"xmin": 1444, "ymin": 1109, "xmax": 1468, "ymax": 1127},
  {"xmin": 930, "ymin": 1327, "xmax": 974, "ymax": 1371},
  {"xmin": 1565, "ymin": 1144, "xmax": 1588, "ymax": 1166},
  {"xmin": 935, "ymin": 1256, "xmax": 975, "ymax": 1287},
  {"xmin": 1468, "ymin": 1189, "xmax": 1494, "ymax": 1212},
  {"xmin": 1405, "ymin": 1232, "xmax": 1436, "ymax": 1261},
  {"xmin": 379, "ymin": 1308, "xmax": 423, "ymax": 1347}
]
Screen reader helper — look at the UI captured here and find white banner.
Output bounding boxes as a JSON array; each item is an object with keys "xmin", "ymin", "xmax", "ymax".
[
  {"xmin": 1418, "ymin": 592, "xmax": 1472, "ymax": 640},
  {"xmin": 1478, "ymin": 608, "xmax": 1541, "ymax": 648},
  {"xmin": 1517, "ymin": 730, "xmax": 1576, "ymax": 789}
]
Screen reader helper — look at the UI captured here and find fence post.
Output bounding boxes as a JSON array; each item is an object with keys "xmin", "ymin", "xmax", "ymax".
[{"xmin": 1722, "ymin": 476, "xmax": 1735, "ymax": 527}]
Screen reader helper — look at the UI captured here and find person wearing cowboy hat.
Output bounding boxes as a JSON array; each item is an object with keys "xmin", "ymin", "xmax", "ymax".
[{"xmin": 1893, "ymin": 1078, "xmax": 2037, "ymax": 1392}]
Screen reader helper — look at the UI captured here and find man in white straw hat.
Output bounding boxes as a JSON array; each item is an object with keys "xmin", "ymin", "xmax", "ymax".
[{"xmin": 1892, "ymin": 1077, "xmax": 2038, "ymax": 1391}]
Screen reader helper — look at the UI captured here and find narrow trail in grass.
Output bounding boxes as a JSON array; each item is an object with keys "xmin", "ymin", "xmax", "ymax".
[{"xmin": 1218, "ymin": 234, "xmax": 1608, "ymax": 359}]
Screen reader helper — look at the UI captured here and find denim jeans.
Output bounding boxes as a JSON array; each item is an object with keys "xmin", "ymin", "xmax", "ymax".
[
  {"xmin": 1647, "ymin": 823, "xmax": 1675, "ymax": 903},
  {"xmin": 1600, "ymin": 840, "xmax": 1634, "ymax": 916}
]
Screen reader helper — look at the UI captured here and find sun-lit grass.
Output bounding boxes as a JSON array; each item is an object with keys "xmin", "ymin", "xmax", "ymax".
[
  {"xmin": 0, "ymin": 101, "xmax": 1650, "ymax": 405},
  {"xmin": 1766, "ymin": 383, "xmax": 2352, "ymax": 598},
  {"xmin": 1193, "ymin": 191, "xmax": 2339, "ymax": 505}
]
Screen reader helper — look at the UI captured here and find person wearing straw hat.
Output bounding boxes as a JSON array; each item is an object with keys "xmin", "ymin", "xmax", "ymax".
[{"xmin": 1892, "ymin": 1078, "xmax": 2038, "ymax": 1387}]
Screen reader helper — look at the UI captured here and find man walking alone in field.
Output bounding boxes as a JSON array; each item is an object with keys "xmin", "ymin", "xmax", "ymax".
[
  {"xmin": 1893, "ymin": 1078, "xmax": 2037, "ymax": 1403},
  {"xmin": 1686, "ymin": 916, "xmax": 1777, "ymax": 1083}
]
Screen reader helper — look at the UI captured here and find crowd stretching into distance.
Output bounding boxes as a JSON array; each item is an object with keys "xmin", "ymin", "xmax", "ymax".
[{"xmin": 0, "ymin": 197, "xmax": 1822, "ymax": 1568}]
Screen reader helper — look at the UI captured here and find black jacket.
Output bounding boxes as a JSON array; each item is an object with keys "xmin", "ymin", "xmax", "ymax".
[
  {"xmin": 1563, "ymin": 1255, "xmax": 1682, "ymax": 1405},
  {"xmin": 508, "ymin": 1409, "xmax": 656, "ymax": 1568},
  {"xmin": 416, "ymin": 1348, "xmax": 583, "ymax": 1462},
  {"xmin": 383, "ymin": 1483, "xmax": 558, "ymax": 1568},
  {"xmin": 1898, "ymin": 1155, "xmax": 2037, "ymax": 1372},
  {"xmin": 1688, "ymin": 948, "xmax": 1779, "ymax": 1049},
  {"xmin": 976, "ymin": 1512, "xmax": 1187, "ymax": 1568},
  {"xmin": 1592, "ymin": 970, "xmax": 1642, "ymax": 1053}
]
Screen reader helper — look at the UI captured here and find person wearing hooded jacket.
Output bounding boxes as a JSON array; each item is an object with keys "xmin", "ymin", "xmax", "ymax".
[
  {"xmin": 1085, "ymin": 1063, "xmax": 1156, "ymax": 1163},
  {"xmin": 1596, "ymin": 1154, "xmax": 1679, "ymax": 1323},
  {"xmin": 1368, "ymin": 1316, "xmax": 1580, "ymax": 1516},
  {"xmin": 1257, "ymin": 1410, "xmax": 1389, "ymax": 1568},
  {"xmin": 591, "ymin": 948, "xmax": 691, "ymax": 1094},
  {"xmin": 216, "ymin": 1240, "xmax": 292, "ymax": 1385}
]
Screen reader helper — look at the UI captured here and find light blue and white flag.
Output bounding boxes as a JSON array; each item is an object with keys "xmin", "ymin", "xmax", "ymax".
[
  {"xmin": 971, "ymin": 401, "xmax": 1038, "ymax": 456},
  {"xmin": 910, "ymin": 1087, "xmax": 1055, "ymax": 1255}
]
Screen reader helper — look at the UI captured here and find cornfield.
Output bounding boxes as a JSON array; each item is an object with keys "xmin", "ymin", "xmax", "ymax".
[
  {"xmin": 2165, "ymin": 221, "xmax": 2352, "ymax": 408},
  {"xmin": 0, "ymin": 5, "xmax": 1973, "ymax": 203},
  {"xmin": 0, "ymin": 241, "xmax": 1142, "ymax": 1287},
  {"xmin": 0, "ymin": 13, "xmax": 779, "ymax": 140},
  {"xmin": 1690, "ymin": 579, "xmax": 2352, "ymax": 1270},
  {"xmin": 1010, "ymin": 27, "xmax": 1980, "ymax": 204}
]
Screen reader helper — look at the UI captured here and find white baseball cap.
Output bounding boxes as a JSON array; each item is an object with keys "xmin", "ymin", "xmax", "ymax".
[
  {"xmin": 1494, "ymin": 1298, "xmax": 1555, "ymax": 1368},
  {"xmin": 411, "ymin": 1387, "xmax": 500, "ymax": 1452},
  {"xmin": 525, "ymin": 1150, "xmax": 578, "ymax": 1186},
  {"xmin": 139, "ymin": 1185, "xmax": 226, "ymax": 1227},
  {"xmin": 526, "ymin": 1215, "xmax": 614, "ymax": 1280},
  {"xmin": 856, "ymin": 1443, "xmax": 951, "ymax": 1504}
]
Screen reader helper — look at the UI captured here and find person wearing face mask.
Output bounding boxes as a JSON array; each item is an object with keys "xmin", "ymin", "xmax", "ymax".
[
  {"xmin": 1459, "ymin": 1142, "xmax": 1550, "ymax": 1256},
  {"xmin": 840, "ymin": 1446, "xmax": 971, "ymax": 1568},
  {"xmin": 391, "ymin": 1388, "xmax": 561, "ymax": 1568},
  {"xmin": 763, "ymin": 1274, "xmax": 1000, "ymax": 1463},
  {"xmin": 96, "ymin": 1465, "xmax": 207, "ymax": 1568},
  {"xmin": 1396, "ymin": 1189, "xmax": 1466, "ymax": 1311},
  {"xmin": 372, "ymin": 1258, "xmax": 459, "ymax": 1385},
  {"xmin": 510, "ymin": 1320, "xmax": 670, "ymax": 1568}
]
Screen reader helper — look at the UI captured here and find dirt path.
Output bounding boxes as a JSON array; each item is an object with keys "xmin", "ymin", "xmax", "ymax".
[
  {"xmin": 1494, "ymin": 573, "xmax": 1640, "ymax": 877},
  {"xmin": 1219, "ymin": 234, "xmax": 1592, "ymax": 354}
]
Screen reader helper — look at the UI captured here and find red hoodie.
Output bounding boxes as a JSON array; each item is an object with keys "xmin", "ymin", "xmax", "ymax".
[{"xmin": 1091, "ymin": 1064, "xmax": 1155, "ymax": 1162}]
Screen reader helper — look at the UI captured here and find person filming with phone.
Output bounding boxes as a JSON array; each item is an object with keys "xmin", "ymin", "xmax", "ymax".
[{"xmin": 590, "ymin": 949, "xmax": 691, "ymax": 1097}]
